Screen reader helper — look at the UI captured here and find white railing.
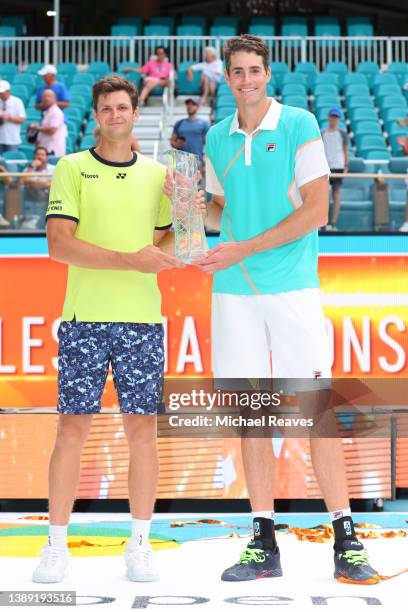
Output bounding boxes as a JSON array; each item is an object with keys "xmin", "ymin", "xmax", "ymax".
[{"xmin": 0, "ymin": 36, "xmax": 407, "ymax": 71}]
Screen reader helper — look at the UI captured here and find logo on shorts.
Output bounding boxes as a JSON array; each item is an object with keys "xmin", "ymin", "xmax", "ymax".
[
  {"xmin": 266, "ymin": 143, "xmax": 276, "ymax": 152},
  {"xmin": 116, "ymin": 172, "xmax": 127, "ymax": 179},
  {"xmin": 313, "ymin": 370, "xmax": 322, "ymax": 379}
]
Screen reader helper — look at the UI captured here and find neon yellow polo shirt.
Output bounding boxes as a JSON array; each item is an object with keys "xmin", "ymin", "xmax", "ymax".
[{"xmin": 46, "ymin": 148, "xmax": 171, "ymax": 323}]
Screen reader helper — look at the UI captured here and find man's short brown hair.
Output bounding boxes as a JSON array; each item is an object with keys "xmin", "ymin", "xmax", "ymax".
[
  {"xmin": 92, "ymin": 75, "xmax": 138, "ymax": 110},
  {"xmin": 223, "ymin": 34, "xmax": 270, "ymax": 74}
]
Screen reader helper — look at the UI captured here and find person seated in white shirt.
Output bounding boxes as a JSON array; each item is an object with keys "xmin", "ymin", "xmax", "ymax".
[{"xmin": 187, "ymin": 47, "xmax": 223, "ymax": 106}]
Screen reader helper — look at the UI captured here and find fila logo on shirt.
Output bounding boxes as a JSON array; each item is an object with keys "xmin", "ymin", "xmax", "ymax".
[
  {"xmin": 313, "ymin": 370, "xmax": 322, "ymax": 379},
  {"xmin": 266, "ymin": 143, "xmax": 276, "ymax": 152},
  {"xmin": 116, "ymin": 172, "xmax": 127, "ymax": 179}
]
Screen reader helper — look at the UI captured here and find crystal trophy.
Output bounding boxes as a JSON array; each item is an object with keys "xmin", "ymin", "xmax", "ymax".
[{"xmin": 165, "ymin": 149, "xmax": 208, "ymax": 263}]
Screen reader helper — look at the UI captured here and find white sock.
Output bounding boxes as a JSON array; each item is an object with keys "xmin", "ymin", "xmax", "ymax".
[
  {"xmin": 48, "ymin": 524, "xmax": 68, "ymax": 549},
  {"xmin": 130, "ymin": 518, "xmax": 151, "ymax": 548},
  {"xmin": 329, "ymin": 507, "xmax": 352, "ymax": 522},
  {"xmin": 251, "ymin": 510, "xmax": 275, "ymax": 521}
]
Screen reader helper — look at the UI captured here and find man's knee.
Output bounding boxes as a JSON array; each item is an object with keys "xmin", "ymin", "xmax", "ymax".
[{"xmin": 55, "ymin": 416, "xmax": 93, "ymax": 448}]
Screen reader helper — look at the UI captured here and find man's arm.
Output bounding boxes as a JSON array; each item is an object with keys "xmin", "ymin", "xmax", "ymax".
[
  {"xmin": 154, "ymin": 228, "xmax": 174, "ymax": 254},
  {"xmin": 2, "ymin": 114, "xmax": 25, "ymax": 125},
  {"xmin": 197, "ymin": 175, "xmax": 328, "ymax": 272},
  {"xmin": 57, "ymin": 100, "xmax": 70, "ymax": 109},
  {"xmin": 47, "ymin": 218, "xmax": 183, "ymax": 272},
  {"xmin": 205, "ymin": 194, "xmax": 224, "ymax": 231}
]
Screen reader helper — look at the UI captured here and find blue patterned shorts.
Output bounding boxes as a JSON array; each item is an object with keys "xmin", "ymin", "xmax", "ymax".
[{"xmin": 57, "ymin": 321, "xmax": 165, "ymax": 414}]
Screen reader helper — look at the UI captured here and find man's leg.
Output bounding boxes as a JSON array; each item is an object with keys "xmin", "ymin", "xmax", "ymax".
[
  {"xmin": 212, "ymin": 295, "xmax": 281, "ymax": 581},
  {"xmin": 112, "ymin": 322, "xmax": 164, "ymax": 581},
  {"xmin": 200, "ymin": 75, "xmax": 210, "ymax": 105},
  {"xmin": 49, "ymin": 414, "xmax": 94, "ymax": 525},
  {"xmin": 122, "ymin": 414, "xmax": 159, "ymax": 521}
]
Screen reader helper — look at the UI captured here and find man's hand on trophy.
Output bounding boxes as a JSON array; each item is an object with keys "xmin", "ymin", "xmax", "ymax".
[
  {"xmin": 130, "ymin": 245, "xmax": 185, "ymax": 273},
  {"xmin": 195, "ymin": 189, "xmax": 207, "ymax": 217},
  {"xmin": 163, "ymin": 170, "xmax": 206, "ymax": 217},
  {"xmin": 195, "ymin": 241, "xmax": 252, "ymax": 273}
]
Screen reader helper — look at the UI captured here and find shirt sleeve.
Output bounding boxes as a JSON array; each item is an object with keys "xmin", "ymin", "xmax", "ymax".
[
  {"xmin": 205, "ymin": 156, "xmax": 224, "ymax": 196},
  {"xmin": 295, "ymin": 112, "xmax": 330, "ymax": 188},
  {"xmin": 59, "ymin": 83, "xmax": 69, "ymax": 102},
  {"xmin": 340, "ymin": 129, "xmax": 350, "ymax": 146},
  {"xmin": 35, "ymin": 87, "xmax": 43, "ymax": 104},
  {"xmin": 46, "ymin": 158, "xmax": 80, "ymax": 222},
  {"xmin": 173, "ymin": 119, "xmax": 181, "ymax": 136},
  {"xmin": 16, "ymin": 98, "xmax": 26, "ymax": 119},
  {"xmin": 191, "ymin": 62, "xmax": 205, "ymax": 72}
]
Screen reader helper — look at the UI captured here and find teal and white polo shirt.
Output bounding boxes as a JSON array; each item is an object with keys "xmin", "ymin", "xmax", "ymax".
[{"xmin": 205, "ymin": 98, "xmax": 330, "ymax": 295}]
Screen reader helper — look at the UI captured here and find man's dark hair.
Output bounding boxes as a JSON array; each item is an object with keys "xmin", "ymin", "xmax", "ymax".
[
  {"xmin": 155, "ymin": 45, "xmax": 167, "ymax": 55},
  {"xmin": 34, "ymin": 145, "xmax": 48, "ymax": 156},
  {"xmin": 223, "ymin": 34, "xmax": 270, "ymax": 74},
  {"xmin": 92, "ymin": 75, "xmax": 138, "ymax": 111}
]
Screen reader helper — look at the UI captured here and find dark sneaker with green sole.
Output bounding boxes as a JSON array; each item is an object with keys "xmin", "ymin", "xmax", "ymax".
[
  {"xmin": 334, "ymin": 540, "xmax": 380, "ymax": 585},
  {"xmin": 221, "ymin": 540, "xmax": 282, "ymax": 582}
]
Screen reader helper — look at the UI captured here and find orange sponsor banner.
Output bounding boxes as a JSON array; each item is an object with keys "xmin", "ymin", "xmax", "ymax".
[{"xmin": 0, "ymin": 254, "xmax": 407, "ymax": 407}]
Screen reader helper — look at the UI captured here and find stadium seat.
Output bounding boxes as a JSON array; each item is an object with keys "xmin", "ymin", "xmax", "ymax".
[
  {"xmin": 19, "ymin": 144, "xmax": 35, "ymax": 159},
  {"xmin": 344, "ymin": 83, "xmax": 370, "ymax": 99},
  {"xmin": 378, "ymin": 95, "xmax": 407, "ymax": 111},
  {"xmin": 111, "ymin": 25, "xmax": 138, "ymax": 46},
  {"xmin": 314, "ymin": 16, "xmax": 341, "ymax": 43},
  {"xmin": 118, "ymin": 68, "xmax": 141, "ymax": 88},
  {"xmin": 372, "ymin": 73, "xmax": 398, "ymax": 92},
  {"xmin": 216, "ymin": 93, "xmax": 235, "ymax": 108},
  {"xmin": 386, "ymin": 123, "xmax": 408, "ymax": 138},
  {"xmin": 347, "ymin": 158, "xmax": 365, "ymax": 173},
  {"xmin": 209, "ymin": 25, "xmax": 237, "ymax": 37},
  {"xmin": 270, "ymin": 62, "xmax": 289, "ymax": 90},
  {"xmin": 364, "ymin": 149, "xmax": 391, "ymax": 160},
  {"xmin": 176, "ymin": 61, "xmax": 202, "ymax": 95},
  {"xmin": 281, "ymin": 83, "xmax": 307, "ymax": 97},
  {"xmin": 346, "ymin": 96, "xmax": 375, "ymax": 111},
  {"xmin": 12, "ymin": 73, "xmax": 37, "ymax": 93},
  {"xmin": 0, "ymin": 26, "xmax": 16, "ymax": 47},
  {"xmin": 389, "ymin": 134, "xmax": 407, "ymax": 156},
  {"xmin": 282, "ymin": 96, "xmax": 308, "ymax": 110},
  {"xmin": 26, "ymin": 110, "xmax": 42, "ymax": 122},
  {"xmin": 72, "ymin": 73, "xmax": 96, "ymax": 86},
  {"xmin": 325, "ymin": 62, "xmax": 348, "ymax": 87},
  {"xmin": 314, "ymin": 73, "xmax": 339, "ymax": 87},
  {"xmin": 353, "ymin": 121, "xmax": 382, "ymax": 138},
  {"xmin": 387, "ymin": 62, "xmax": 408, "ymax": 87},
  {"xmin": 389, "ymin": 157, "xmax": 408, "ymax": 173},
  {"xmin": 249, "ymin": 24, "xmax": 275, "ymax": 37},
  {"xmin": 176, "ymin": 25, "xmax": 204, "ymax": 48},
  {"xmin": 69, "ymin": 85, "xmax": 92, "ymax": 99},
  {"xmin": 87, "ymin": 62, "xmax": 110, "ymax": 77},
  {"xmin": 213, "ymin": 16, "xmax": 239, "ymax": 28},
  {"xmin": 10, "ymin": 84, "xmax": 30, "ymax": 104},
  {"xmin": 356, "ymin": 61, "xmax": 379, "ymax": 86},
  {"xmin": 346, "ymin": 17, "xmax": 374, "ymax": 42},
  {"xmin": 1, "ymin": 16, "xmax": 26, "ymax": 36},
  {"xmin": 266, "ymin": 83, "xmax": 275, "ymax": 97},
  {"xmin": 215, "ymin": 106, "xmax": 235, "ymax": 122},
  {"xmin": 181, "ymin": 16, "xmax": 207, "ymax": 30},
  {"xmin": 80, "ymin": 134, "xmax": 97, "ymax": 149},
  {"xmin": 70, "ymin": 95, "xmax": 89, "ymax": 112},
  {"xmin": 65, "ymin": 107, "xmax": 84, "ymax": 123},
  {"xmin": 342, "ymin": 73, "xmax": 368, "ymax": 89},
  {"xmin": 117, "ymin": 16, "xmax": 143, "ymax": 32},
  {"xmin": 281, "ymin": 18, "xmax": 308, "ymax": 45},
  {"xmin": 313, "ymin": 84, "xmax": 339, "ymax": 97},
  {"xmin": 376, "ymin": 84, "xmax": 404, "ymax": 103},
  {"xmin": 0, "ymin": 63, "xmax": 17, "ymax": 80},
  {"xmin": 349, "ymin": 107, "xmax": 378, "ymax": 122},
  {"xmin": 281, "ymin": 73, "xmax": 308, "ymax": 87},
  {"xmin": 149, "ymin": 16, "xmax": 175, "ymax": 34},
  {"xmin": 314, "ymin": 94, "xmax": 342, "ymax": 109},
  {"xmin": 382, "ymin": 107, "xmax": 407, "ymax": 123},
  {"xmin": 25, "ymin": 63, "xmax": 44, "ymax": 75},
  {"xmin": 58, "ymin": 62, "xmax": 78, "ymax": 76},
  {"xmin": 295, "ymin": 62, "xmax": 317, "ymax": 89}
]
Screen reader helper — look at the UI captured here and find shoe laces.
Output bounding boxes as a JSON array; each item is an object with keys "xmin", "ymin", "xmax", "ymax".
[
  {"xmin": 127, "ymin": 545, "xmax": 153, "ymax": 566},
  {"xmin": 340, "ymin": 550, "xmax": 370, "ymax": 566},
  {"xmin": 239, "ymin": 543, "xmax": 266, "ymax": 564},
  {"xmin": 40, "ymin": 545, "xmax": 66, "ymax": 567}
]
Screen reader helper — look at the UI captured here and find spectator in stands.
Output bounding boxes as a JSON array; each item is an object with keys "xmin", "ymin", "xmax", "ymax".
[
  {"xmin": 170, "ymin": 98, "xmax": 210, "ymax": 164},
  {"xmin": 35, "ymin": 65, "xmax": 70, "ymax": 111},
  {"xmin": 123, "ymin": 46, "xmax": 174, "ymax": 106},
  {"xmin": 321, "ymin": 108, "xmax": 349, "ymax": 231},
  {"xmin": 187, "ymin": 47, "xmax": 223, "ymax": 106},
  {"xmin": 29, "ymin": 90, "xmax": 66, "ymax": 157},
  {"xmin": 0, "ymin": 80, "xmax": 26, "ymax": 153},
  {"xmin": 93, "ymin": 126, "xmax": 141, "ymax": 153},
  {"xmin": 20, "ymin": 145, "xmax": 55, "ymax": 202}
]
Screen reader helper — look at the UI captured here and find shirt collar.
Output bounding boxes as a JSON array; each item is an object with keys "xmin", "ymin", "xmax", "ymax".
[{"xmin": 229, "ymin": 97, "xmax": 282, "ymax": 136}]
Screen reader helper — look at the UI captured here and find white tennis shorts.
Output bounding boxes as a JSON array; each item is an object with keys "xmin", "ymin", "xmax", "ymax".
[{"xmin": 212, "ymin": 289, "xmax": 332, "ymax": 381}]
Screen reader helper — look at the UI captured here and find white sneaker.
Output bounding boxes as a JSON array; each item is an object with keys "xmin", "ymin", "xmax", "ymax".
[
  {"xmin": 32, "ymin": 544, "xmax": 69, "ymax": 583},
  {"xmin": 399, "ymin": 222, "xmax": 408, "ymax": 232},
  {"xmin": 124, "ymin": 542, "xmax": 159, "ymax": 582}
]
